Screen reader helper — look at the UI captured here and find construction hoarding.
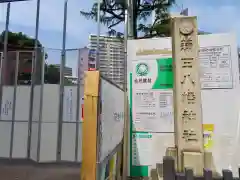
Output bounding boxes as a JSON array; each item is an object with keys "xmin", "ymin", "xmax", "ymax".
[{"xmin": 81, "ymin": 72, "xmax": 124, "ymax": 180}]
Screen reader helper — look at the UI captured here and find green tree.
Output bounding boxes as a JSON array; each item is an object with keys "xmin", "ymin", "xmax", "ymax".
[
  {"xmin": 0, "ymin": 31, "xmax": 61, "ymax": 84},
  {"xmin": 80, "ymin": 0, "xmax": 175, "ymax": 38},
  {"xmin": 44, "ymin": 64, "xmax": 75, "ymax": 85},
  {"xmin": 44, "ymin": 64, "xmax": 60, "ymax": 84},
  {"xmin": 0, "ymin": 31, "xmax": 42, "ymax": 48}
]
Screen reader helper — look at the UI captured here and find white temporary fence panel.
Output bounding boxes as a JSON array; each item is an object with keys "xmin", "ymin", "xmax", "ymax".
[
  {"xmin": 15, "ymin": 86, "xmax": 31, "ymax": 121},
  {"xmin": 12, "ymin": 122, "xmax": 28, "ymax": 158},
  {"xmin": 42, "ymin": 85, "xmax": 59, "ymax": 123},
  {"xmin": 1, "ymin": 86, "xmax": 14, "ymax": 121},
  {"xmin": 0, "ymin": 84, "xmax": 83, "ymax": 163},
  {"xmin": 0, "ymin": 121, "xmax": 11, "ymax": 157},
  {"xmin": 127, "ymin": 33, "xmax": 240, "ymax": 176},
  {"xmin": 61, "ymin": 123, "xmax": 77, "ymax": 161},
  {"xmin": 99, "ymin": 77, "xmax": 124, "ymax": 162},
  {"xmin": 61, "ymin": 122, "xmax": 83, "ymax": 162},
  {"xmin": 39, "ymin": 122, "xmax": 58, "ymax": 162},
  {"xmin": 32, "ymin": 85, "xmax": 41, "ymax": 122},
  {"xmin": 39, "ymin": 84, "xmax": 83, "ymax": 162}
]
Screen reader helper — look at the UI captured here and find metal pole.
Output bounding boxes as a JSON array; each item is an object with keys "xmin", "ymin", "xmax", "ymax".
[
  {"xmin": 75, "ymin": 49, "xmax": 81, "ymax": 161},
  {"xmin": 96, "ymin": 1, "xmax": 102, "ymax": 179},
  {"xmin": 3, "ymin": 2, "xmax": 10, "ymax": 84},
  {"xmin": 36, "ymin": 48, "xmax": 45, "ymax": 162},
  {"xmin": 57, "ymin": 0, "xmax": 68, "ymax": 161},
  {"xmin": 96, "ymin": 0, "xmax": 101, "ymax": 70},
  {"xmin": 27, "ymin": 0, "xmax": 41, "ymax": 158},
  {"xmin": 9, "ymin": 51, "xmax": 19, "ymax": 159},
  {"xmin": 122, "ymin": 0, "xmax": 130, "ymax": 178},
  {"xmin": 0, "ymin": 2, "xmax": 10, "ymax": 124}
]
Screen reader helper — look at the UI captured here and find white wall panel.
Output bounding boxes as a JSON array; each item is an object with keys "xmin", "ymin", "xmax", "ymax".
[
  {"xmin": 100, "ymin": 78, "xmax": 124, "ymax": 162},
  {"xmin": 39, "ymin": 122, "xmax": 58, "ymax": 162},
  {"xmin": 15, "ymin": 86, "xmax": 31, "ymax": 121},
  {"xmin": 1, "ymin": 86, "xmax": 14, "ymax": 121},
  {"xmin": 63, "ymin": 86, "xmax": 77, "ymax": 122},
  {"xmin": 32, "ymin": 85, "xmax": 41, "ymax": 122},
  {"xmin": 61, "ymin": 123, "xmax": 76, "ymax": 161},
  {"xmin": 0, "ymin": 121, "xmax": 11, "ymax": 157},
  {"xmin": 12, "ymin": 122, "xmax": 28, "ymax": 158},
  {"xmin": 42, "ymin": 85, "xmax": 59, "ymax": 123}
]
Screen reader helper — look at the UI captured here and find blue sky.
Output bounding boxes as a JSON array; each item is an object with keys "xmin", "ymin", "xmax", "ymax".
[{"xmin": 0, "ymin": 0, "xmax": 239, "ymax": 75}]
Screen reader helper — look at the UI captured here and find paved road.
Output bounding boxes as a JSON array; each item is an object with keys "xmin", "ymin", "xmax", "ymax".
[{"xmin": 0, "ymin": 160, "xmax": 80, "ymax": 180}]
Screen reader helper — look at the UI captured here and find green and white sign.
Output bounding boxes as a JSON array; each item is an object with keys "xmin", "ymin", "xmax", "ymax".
[
  {"xmin": 131, "ymin": 58, "xmax": 174, "ymax": 133},
  {"xmin": 129, "ymin": 57, "xmax": 175, "ymax": 177},
  {"xmin": 131, "ymin": 132, "xmax": 152, "ymax": 176}
]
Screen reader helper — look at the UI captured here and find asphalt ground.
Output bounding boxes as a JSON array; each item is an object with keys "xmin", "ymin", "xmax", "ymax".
[{"xmin": 0, "ymin": 159, "xmax": 81, "ymax": 180}]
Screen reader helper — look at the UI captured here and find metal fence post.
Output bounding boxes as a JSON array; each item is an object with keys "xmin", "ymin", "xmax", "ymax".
[
  {"xmin": 96, "ymin": 0, "xmax": 102, "ymax": 179},
  {"xmin": 57, "ymin": 0, "xmax": 68, "ymax": 161},
  {"xmin": 9, "ymin": 51, "xmax": 19, "ymax": 159},
  {"xmin": 27, "ymin": 50, "xmax": 36, "ymax": 158},
  {"xmin": 75, "ymin": 48, "xmax": 81, "ymax": 162},
  {"xmin": 122, "ymin": 0, "xmax": 129, "ymax": 178},
  {"xmin": 27, "ymin": 0, "xmax": 41, "ymax": 159},
  {"xmin": 36, "ymin": 48, "xmax": 45, "ymax": 162}
]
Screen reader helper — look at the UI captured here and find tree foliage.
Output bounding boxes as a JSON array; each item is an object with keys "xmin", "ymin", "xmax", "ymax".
[
  {"xmin": 0, "ymin": 31, "xmax": 75, "ymax": 85},
  {"xmin": 0, "ymin": 31, "xmax": 42, "ymax": 48},
  {"xmin": 80, "ymin": 0, "xmax": 175, "ymax": 38}
]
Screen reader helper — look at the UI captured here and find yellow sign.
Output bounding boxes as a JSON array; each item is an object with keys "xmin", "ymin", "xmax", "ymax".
[{"xmin": 203, "ymin": 124, "xmax": 214, "ymax": 150}]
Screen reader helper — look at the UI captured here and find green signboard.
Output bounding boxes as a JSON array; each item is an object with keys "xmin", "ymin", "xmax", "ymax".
[{"xmin": 129, "ymin": 58, "xmax": 174, "ymax": 177}]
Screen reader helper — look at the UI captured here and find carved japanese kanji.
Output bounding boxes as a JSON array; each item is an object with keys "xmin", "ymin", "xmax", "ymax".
[{"xmin": 182, "ymin": 109, "xmax": 196, "ymax": 123}]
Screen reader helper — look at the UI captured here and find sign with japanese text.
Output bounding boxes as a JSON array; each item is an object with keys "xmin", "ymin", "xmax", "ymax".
[
  {"xmin": 127, "ymin": 32, "xmax": 238, "ymax": 177},
  {"xmin": 132, "ymin": 58, "xmax": 174, "ymax": 133},
  {"xmin": 171, "ymin": 17, "xmax": 204, "ymax": 172}
]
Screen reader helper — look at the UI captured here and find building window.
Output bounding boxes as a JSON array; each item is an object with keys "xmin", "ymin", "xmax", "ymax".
[{"xmin": 88, "ymin": 63, "xmax": 95, "ymax": 68}]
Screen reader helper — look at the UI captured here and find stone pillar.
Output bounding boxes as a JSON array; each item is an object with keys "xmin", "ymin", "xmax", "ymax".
[{"xmin": 171, "ymin": 16, "xmax": 204, "ymax": 175}]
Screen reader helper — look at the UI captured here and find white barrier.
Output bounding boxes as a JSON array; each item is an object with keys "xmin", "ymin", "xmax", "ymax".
[
  {"xmin": 99, "ymin": 77, "xmax": 124, "ymax": 162},
  {"xmin": 81, "ymin": 72, "xmax": 123, "ymax": 180},
  {"xmin": 0, "ymin": 84, "xmax": 83, "ymax": 162}
]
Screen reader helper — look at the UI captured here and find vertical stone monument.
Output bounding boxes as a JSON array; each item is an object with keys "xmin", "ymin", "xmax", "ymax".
[{"xmin": 171, "ymin": 16, "xmax": 204, "ymax": 175}]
